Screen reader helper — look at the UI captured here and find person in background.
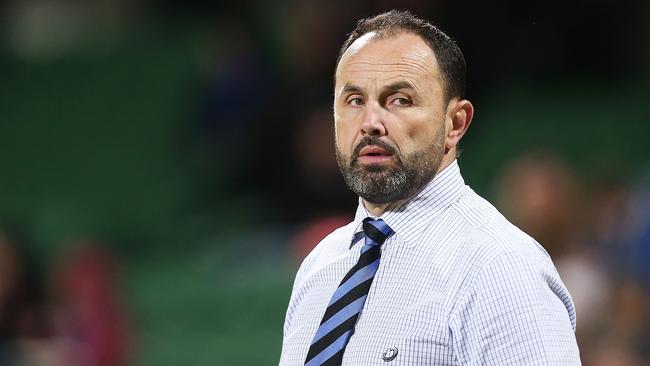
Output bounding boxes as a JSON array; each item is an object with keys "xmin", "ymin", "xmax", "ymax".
[
  {"xmin": 49, "ymin": 241, "xmax": 133, "ymax": 366},
  {"xmin": 0, "ymin": 227, "xmax": 48, "ymax": 366}
]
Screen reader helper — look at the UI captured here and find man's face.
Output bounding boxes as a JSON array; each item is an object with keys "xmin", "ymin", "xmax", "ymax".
[{"xmin": 334, "ymin": 31, "xmax": 449, "ymax": 204}]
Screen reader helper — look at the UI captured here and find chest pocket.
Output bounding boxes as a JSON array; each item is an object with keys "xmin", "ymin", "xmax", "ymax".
[{"xmin": 376, "ymin": 301, "xmax": 456, "ymax": 365}]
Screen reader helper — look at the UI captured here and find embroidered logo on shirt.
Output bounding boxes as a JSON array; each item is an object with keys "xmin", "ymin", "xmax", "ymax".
[{"xmin": 382, "ymin": 347, "xmax": 398, "ymax": 362}]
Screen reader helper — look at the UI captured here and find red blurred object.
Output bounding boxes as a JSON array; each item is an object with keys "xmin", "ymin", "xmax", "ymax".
[
  {"xmin": 290, "ymin": 216, "xmax": 351, "ymax": 264},
  {"xmin": 50, "ymin": 242, "xmax": 133, "ymax": 366}
]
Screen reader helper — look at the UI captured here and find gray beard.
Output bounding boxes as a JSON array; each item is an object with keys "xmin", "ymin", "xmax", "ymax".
[{"xmin": 336, "ymin": 134, "xmax": 445, "ymax": 205}]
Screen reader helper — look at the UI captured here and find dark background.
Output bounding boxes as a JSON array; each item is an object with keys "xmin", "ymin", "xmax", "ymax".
[{"xmin": 0, "ymin": 0, "xmax": 648, "ymax": 365}]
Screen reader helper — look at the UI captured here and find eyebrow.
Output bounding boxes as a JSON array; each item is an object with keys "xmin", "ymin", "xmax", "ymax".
[
  {"xmin": 341, "ymin": 83, "xmax": 364, "ymax": 94},
  {"xmin": 382, "ymin": 81, "xmax": 417, "ymax": 93},
  {"xmin": 341, "ymin": 81, "xmax": 417, "ymax": 95}
]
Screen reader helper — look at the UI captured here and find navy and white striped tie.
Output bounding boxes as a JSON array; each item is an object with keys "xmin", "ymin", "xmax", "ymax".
[{"xmin": 304, "ymin": 218, "xmax": 394, "ymax": 366}]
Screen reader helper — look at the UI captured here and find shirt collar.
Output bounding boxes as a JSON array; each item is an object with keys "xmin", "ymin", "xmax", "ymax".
[{"xmin": 349, "ymin": 159, "xmax": 466, "ymax": 249}]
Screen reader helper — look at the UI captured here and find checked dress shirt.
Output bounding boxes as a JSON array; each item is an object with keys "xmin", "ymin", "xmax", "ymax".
[{"xmin": 279, "ymin": 160, "xmax": 581, "ymax": 365}]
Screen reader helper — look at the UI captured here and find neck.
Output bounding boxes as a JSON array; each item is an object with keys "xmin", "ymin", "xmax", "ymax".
[
  {"xmin": 362, "ymin": 155, "xmax": 456, "ymax": 217},
  {"xmin": 362, "ymin": 200, "xmax": 398, "ymax": 217}
]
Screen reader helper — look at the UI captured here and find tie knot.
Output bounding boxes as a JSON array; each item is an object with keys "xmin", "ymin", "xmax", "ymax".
[{"xmin": 362, "ymin": 218, "xmax": 394, "ymax": 246}]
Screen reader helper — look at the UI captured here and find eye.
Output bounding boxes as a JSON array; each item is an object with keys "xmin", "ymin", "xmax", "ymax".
[
  {"xmin": 390, "ymin": 96, "xmax": 412, "ymax": 106},
  {"xmin": 347, "ymin": 96, "xmax": 365, "ymax": 106}
]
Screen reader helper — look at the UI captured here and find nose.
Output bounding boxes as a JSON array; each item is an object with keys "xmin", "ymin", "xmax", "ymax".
[{"xmin": 360, "ymin": 103, "xmax": 387, "ymax": 136}]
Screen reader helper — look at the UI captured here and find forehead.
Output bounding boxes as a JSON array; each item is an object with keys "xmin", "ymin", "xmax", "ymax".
[{"xmin": 335, "ymin": 32, "xmax": 440, "ymax": 89}]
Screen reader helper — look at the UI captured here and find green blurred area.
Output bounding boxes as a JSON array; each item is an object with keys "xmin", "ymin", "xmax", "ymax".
[
  {"xmin": 0, "ymin": 31, "xmax": 194, "ymax": 252},
  {"xmin": 126, "ymin": 249, "xmax": 292, "ymax": 365},
  {"xmin": 465, "ymin": 83, "xmax": 650, "ymax": 195},
  {"xmin": 1, "ymin": 29, "xmax": 649, "ymax": 365}
]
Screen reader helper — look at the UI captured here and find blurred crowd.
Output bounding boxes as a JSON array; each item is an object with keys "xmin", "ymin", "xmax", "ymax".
[
  {"xmin": 0, "ymin": 233, "xmax": 132, "ymax": 366},
  {"xmin": 1, "ymin": 0, "xmax": 648, "ymax": 365},
  {"xmin": 494, "ymin": 151, "xmax": 650, "ymax": 365}
]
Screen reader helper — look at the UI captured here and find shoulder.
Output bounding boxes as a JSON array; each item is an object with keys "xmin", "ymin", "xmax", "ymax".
[
  {"xmin": 448, "ymin": 187, "xmax": 568, "ymax": 308},
  {"xmin": 448, "ymin": 188, "xmax": 576, "ymax": 325},
  {"xmin": 446, "ymin": 198, "xmax": 580, "ymax": 363},
  {"xmin": 451, "ymin": 187, "xmax": 553, "ymax": 266}
]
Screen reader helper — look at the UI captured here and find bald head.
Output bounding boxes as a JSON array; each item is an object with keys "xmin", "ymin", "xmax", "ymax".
[{"xmin": 336, "ymin": 10, "xmax": 466, "ymax": 102}]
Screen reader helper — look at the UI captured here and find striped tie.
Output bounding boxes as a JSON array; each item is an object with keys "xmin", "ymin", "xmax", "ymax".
[{"xmin": 304, "ymin": 218, "xmax": 394, "ymax": 366}]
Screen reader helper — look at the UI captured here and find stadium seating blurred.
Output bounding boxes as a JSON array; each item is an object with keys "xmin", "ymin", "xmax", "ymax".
[{"xmin": 0, "ymin": 1, "xmax": 648, "ymax": 365}]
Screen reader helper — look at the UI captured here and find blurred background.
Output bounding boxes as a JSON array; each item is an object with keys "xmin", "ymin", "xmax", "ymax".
[{"xmin": 0, "ymin": 0, "xmax": 649, "ymax": 365}]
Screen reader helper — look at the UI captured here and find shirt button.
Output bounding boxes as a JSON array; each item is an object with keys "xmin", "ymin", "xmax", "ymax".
[{"xmin": 382, "ymin": 347, "xmax": 398, "ymax": 362}]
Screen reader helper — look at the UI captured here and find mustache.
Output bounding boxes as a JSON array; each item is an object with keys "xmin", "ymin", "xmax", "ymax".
[{"xmin": 351, "ymin": 136, "xmax": 399, "ymax": 161}]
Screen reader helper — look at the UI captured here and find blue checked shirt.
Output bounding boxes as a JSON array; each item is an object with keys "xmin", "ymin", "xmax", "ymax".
[{"xmin": 280, "ymin": 160, "xmax": 581, "ymax": 365}]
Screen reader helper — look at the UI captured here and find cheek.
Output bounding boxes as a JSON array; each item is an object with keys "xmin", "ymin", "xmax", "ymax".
[
  {"xmin": 401, "ymin": 120, "xmax": 443, "ymax": 152},
  {"xmin": 334, "ymin": 121, "xmax": 356, "ymax": 152}
]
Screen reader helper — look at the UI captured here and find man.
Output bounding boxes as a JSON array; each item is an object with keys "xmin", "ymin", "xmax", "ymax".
[{"xmin": 280, "ymin": 10, "xmax": 581, "ymax": 365}]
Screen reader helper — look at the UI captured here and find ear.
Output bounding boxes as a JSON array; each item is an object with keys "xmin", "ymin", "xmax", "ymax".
[{"xmin": 445, "ymin": 99, "xmax": 474, "ymax": 152}]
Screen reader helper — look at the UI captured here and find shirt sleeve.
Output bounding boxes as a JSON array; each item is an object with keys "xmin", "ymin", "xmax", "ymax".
[{"xmin": 449, "ymin": 246, "xmax": 581, "ymax": 365}]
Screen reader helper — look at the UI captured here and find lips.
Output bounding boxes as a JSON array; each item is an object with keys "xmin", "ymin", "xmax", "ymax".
[
  {"xmin": 359, "ymin": 145, "xmax": 392, "ymax": 157},
  {"xmin": 356, "ymin": 145, "xmax": 394, "ymax": 165}
]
